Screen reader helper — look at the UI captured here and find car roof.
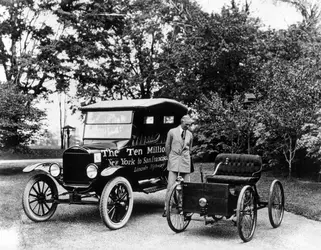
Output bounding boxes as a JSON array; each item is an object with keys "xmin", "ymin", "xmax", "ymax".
[{"xmin": 80, "ymin": 98, "xmax": 187, "ymax": 111}]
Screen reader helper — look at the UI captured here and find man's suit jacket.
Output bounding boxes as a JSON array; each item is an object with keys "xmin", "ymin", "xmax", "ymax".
[{"xmin": 165, "ymin": 126, "xmax": 193, "ymax": 173}]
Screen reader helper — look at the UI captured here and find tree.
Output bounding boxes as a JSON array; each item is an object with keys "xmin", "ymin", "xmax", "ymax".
[
  {"xmin": 255, "ymin": 54, "xmax": 321, "ymax": 178},
  {"xmin": 251, "ymin": 0, "xmax": 321, "ymax": 177},
  {"xmin": 0, "ymin": 0, "xmax": 68, "ymax": 96},
  {"xmin": 0, "ymin": 82, "xmax": 46, "ymax": 149},
  {"xmin": 55, "ymin": 0, "xmax": 198, "ymax": 102},
  {"xmin": 273, "ymin": 0, "xmax": 320, "ymax": 30},
  {"xmin": 156, "ymin": 1, "xmax": 263, "ymax": 104},
  {"xmin": 193, "ymin": 92, "xmax": 258, "ymax": 160},
  {"xmin": 0, "ymin": 0, "xmax": 71, "ymax": 148},
  {"xmin": 298, "ymin": 116, "xmax": 321, "ymax": 161}
]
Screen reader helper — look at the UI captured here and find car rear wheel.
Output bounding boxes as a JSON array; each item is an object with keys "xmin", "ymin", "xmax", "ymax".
[
  {"xmin": 99, "ymin": 177, "xmax": 134, "ymax": 230},
  {"xmin": 236, "ymin": 185, "xmax": 257, "ymax": 242},
  {"xmin": 268, "ymin": 180, "xmax": 285, "ymax": 228},
  {"xmin": 22, "ymin": 174, "xmax": 58, "ymax": 222}
]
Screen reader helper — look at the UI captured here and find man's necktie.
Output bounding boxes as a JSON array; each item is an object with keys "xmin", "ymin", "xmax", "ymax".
[{"xmin": 181, "ymin": 130, "xmax": 186, "ymax": 140}]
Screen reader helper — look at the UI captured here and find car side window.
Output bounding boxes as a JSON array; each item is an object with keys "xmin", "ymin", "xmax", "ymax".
[
  {"xmin": 164, "ymin": 116, "xmax": 174, "ymax": 124},
  {"xmin": 144, "ymin": 116, "xmax": 154, "ymax": 124}
]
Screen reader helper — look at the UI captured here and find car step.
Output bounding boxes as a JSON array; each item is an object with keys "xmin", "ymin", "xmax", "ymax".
[{"xmin": 142, "ymin": 185, "xmax": 166, "ymax": 194}]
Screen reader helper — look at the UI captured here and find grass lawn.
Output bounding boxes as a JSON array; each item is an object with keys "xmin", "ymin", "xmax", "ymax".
[{"xmin": 257, "ymin": 170, "xmax": 321, "ymax": 221}]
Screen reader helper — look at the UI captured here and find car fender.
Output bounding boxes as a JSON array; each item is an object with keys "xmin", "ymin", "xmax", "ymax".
[
  {"xmin": 101, "ymin": 165, "xmax": 126, "ymax": 177},
  {"xmin": 23, "ymin": 162, "xmax": 55, "ymax": 173}
]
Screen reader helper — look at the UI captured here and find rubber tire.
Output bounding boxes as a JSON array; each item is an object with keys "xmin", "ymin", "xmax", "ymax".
[
  {"xmin": 22, "ymin": 174, "xmax": 58, "ymax": 222},
  {"xmin": 236, "ymin": 185, "xmax": 257, "ymax": 242},
  {"xmin": 99, "ymin": 177, "xmax": 134, "ymax": 230},
  {"xmin": 166, "ymin": 183, "xmax": 191, "ymax": 233},
  {"xmin": 268, "ymin": 180, "xmax": 285, "ymax": 228}
]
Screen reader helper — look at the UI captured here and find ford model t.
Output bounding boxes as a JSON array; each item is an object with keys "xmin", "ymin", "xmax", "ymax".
[
  {"xmin": 166, "ymin": 153, "xmax": 285, "ymax": 242},
  {"xmin": 22, "ymin": 98, "xmax": 188, "ymax": 229}
]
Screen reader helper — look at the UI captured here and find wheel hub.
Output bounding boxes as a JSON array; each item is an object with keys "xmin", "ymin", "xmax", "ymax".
[
  {"xmin": 118, "ymin": 201, "xmax": 126, "ymax": 207},
  {"xmin": 37, "ymin": 193, "xmax": 46, "ymax": 204}
]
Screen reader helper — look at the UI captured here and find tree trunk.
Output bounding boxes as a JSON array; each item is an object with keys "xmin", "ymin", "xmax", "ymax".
[
  {"xmin": 283, "ymin": 135, "xmax": 297, "ymax": 179},
  {"xmin": 59, "ymin": 93, "xmax": 64, "ymax": 149}
]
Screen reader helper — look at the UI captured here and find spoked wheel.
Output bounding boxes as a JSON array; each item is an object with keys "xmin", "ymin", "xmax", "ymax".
[
  {"xmin": 99, "ymin": 177, "xmax": 134, "ymax": 230},
  {"xmin": 22, "ymin": 174, "xmax": 58, "ymax": 222},
  {"xmin": 268, "ymin": 180, "xmax": 285, "ymax": 228},
  {"xmin": 166, "ymin": 183, "xmax": 191, "ymax": 233},
  {"xmin": 236, "ymin": 185, "xmax": 257, "ymax": 242}
]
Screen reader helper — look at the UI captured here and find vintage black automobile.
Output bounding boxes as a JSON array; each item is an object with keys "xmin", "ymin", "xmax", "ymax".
[
  {"xmin": 166, "ymin": 153, "xmax": 285, "ymax": 242},
  {"xmin": 22, "ymin": 98, "xmax": 188, "ymax": 229}
]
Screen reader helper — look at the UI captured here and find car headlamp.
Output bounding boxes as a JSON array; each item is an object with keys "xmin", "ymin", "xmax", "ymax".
[
  {"xmin": 49, "ymin": 163, "xmax": 61, "ymax": 177},
  {"xmin": 86, "ymin": 163, "xmax": 98, "ymax": 179},
  {"xmin": 199, "ymin": 197, "xmax": 207, "ymax": 207}
]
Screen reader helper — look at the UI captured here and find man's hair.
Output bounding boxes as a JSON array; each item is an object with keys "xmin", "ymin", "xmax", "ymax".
[{"xmin": 181, "ymin": 115, "xmax": 193, "ymax": 123}]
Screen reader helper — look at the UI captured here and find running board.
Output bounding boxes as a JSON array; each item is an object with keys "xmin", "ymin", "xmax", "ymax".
[{"xmin": 142, "ymin": 185, "xmax": 166, "ymax": 194}]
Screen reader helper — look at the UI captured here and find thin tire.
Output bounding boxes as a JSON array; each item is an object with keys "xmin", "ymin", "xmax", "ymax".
[
  {"xmin": 268, "ymin": 180, "xmax": 284, "ymax": 228},
  {"xmin": 166, "ymin": 183, "xmax": 191, "ymax": 233},
  {"xmin": 99, "ymin": 177, "xmax": 134, "ymax": 230},
  {"xmin": 236, "ymin": 185, "xmax": 257, "ymax": 242}
]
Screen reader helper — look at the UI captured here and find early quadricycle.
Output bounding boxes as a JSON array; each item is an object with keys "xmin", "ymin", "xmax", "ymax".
[
  {"xmin": 22, "ymin": 98, "xmax": 188, "ymax": 229},
  {"xmin": 166, "ymin": 153, "xmax": 285, "ymax": 242}
]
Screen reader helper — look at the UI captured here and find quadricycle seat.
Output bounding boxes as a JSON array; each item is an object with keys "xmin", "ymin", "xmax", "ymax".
[{"xmin": 205, "ymin": 153, "xmax": 262, "ymax": 185}]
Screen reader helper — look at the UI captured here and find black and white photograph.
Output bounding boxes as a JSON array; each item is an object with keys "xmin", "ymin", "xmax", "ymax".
[{"xmin": 1, "ymin": 0, "xmax": 321, "ymax": 249}]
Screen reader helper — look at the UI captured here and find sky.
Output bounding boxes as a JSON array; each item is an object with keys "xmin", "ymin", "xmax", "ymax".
[
  {"xmin": 196, "ymin": 0, "xmax": 302, "ymax": 29},
  {"xmin": 0, "ymin": 0, "xmax": 304, "ymax": 143}
]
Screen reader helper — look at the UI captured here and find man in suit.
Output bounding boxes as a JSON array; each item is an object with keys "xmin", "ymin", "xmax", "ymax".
[{"xmin": 163, "ymin": 115, "xmax": 194, "ymax": 217}]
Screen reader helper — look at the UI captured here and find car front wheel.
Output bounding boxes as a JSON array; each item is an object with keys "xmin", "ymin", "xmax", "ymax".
[
  {"xmin": 22, "ymin": 174, "xmax": 58, "ymax": 222},
  {"xmin": 99, "ymin": 176, "xmax": 134, "ymax": 230}
]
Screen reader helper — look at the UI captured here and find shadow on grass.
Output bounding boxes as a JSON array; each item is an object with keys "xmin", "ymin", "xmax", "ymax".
[{"xmin": 0, "ymin": 148, "xmax": 64, "ymax": 160}]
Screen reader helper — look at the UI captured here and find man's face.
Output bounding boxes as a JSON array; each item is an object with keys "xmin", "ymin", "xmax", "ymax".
[
  {"xmin": 188, "ymin": 123, "xmax": 197, "ymax": 132},
  {"xmin": 182, "ymin": 121, "xmax": 192, "ymax": 130}
]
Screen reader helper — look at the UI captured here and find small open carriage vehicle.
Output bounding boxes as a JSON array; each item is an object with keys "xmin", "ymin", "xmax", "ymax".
[{"xmin": 166, "ymin": 153, "xmax": 285, "ymax": 242}]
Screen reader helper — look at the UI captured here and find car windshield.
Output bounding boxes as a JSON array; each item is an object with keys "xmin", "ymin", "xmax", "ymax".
[{"xmin": 84, "ymin": 111, "xmax": 132, "ymax": 139}]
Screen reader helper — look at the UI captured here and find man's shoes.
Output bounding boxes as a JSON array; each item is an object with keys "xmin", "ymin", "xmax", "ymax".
[{"xmin": 162, "ymin": 210, "xmax": 167, "ymax": 217}]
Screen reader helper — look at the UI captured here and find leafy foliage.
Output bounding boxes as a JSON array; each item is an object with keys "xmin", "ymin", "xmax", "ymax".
[
  {"xmin": 0, "ymin": 82, "xmax": 46, "ymax": 149},
  {"xmin": 55, "ymin": 0, "xmax": 199, "ymax": 102},
  {"xmin": 156, "ymin": 2, "xmax": 263, "ymax": 104},
  {"xmin": 0, "ymin": 0, "xmax": 67, "ymax": 97},
  {"xmin": 54, "ymin": 0, "xmax": 129, "ymax": 103},
  {"xmin": 254, "ymin": 28, "xmax": 321, "ymax": 177},
  {"xmin": 193, "ymin": 92, "xmax": 258, "ymax": 160}
]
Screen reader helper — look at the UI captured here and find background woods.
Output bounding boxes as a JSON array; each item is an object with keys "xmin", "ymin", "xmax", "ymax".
[{"xmin": 1, "ymin": 0, "xmax": 321, "ymax": 178}]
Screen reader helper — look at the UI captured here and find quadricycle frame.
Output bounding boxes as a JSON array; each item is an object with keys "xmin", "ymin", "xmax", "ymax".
[{"xmin": 166, "ymin": 153, "xmax": 285, "ymax": 242}]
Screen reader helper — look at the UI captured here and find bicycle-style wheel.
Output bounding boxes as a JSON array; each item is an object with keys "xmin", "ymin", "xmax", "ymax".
[
  {"xmin": 166, "ymin": 183, "xmax": 191, "ymax": 233},
  {"xmin": 268, "ymin": 180, "xmax": 285, "ymax": 228},
  {"xmin": 236, "ymin": 185, "xmax": 257, "ymax": 242}
]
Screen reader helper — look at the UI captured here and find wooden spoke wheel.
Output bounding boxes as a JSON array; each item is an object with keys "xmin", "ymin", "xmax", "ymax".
[
  {"xmin": 22, "ymin": 174, "xmax": 58, "ymax": 222},
  {"xmin": 99, "ymin": 177, "xmax": 134, "ymax": 230}
]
